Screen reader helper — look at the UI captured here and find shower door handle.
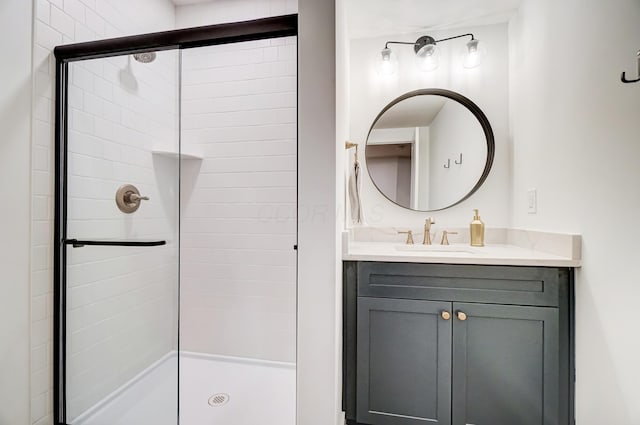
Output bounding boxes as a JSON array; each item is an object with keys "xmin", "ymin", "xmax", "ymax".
[{"xmin": 63, "ymin": 239, "xmax": 166, "ymax": 248}]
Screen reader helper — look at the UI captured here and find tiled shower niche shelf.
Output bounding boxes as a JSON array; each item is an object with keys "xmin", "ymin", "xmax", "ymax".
[{"xmin": 152, "ymin": 149, "xmax": 203, "ymax": 160}]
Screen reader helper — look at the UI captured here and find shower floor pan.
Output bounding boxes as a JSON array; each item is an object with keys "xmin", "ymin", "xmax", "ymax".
[{"xmin": 72, "ymin": 351, "xmax": 296, "ymax": 425}]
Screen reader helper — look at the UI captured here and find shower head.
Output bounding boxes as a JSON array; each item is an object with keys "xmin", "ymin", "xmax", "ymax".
[{"xmin": 132, "ymin": 52, "xmax": 157, "ymax": 63}]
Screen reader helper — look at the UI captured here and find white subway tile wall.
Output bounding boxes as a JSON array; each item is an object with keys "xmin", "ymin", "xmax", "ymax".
[
  {"xmin": 179, "ymin": 38, "xmax": 297, "ymax": 362},
  {"xmin": 31, "ymin": 1, "xmax": 175, "ymax": 424}
]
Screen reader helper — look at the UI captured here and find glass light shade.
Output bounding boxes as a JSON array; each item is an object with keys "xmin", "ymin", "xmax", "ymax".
[
  {"xmin": 415, "ymin": 43, "xmax": 440, "ymax": 72},
  {"xmin": 378, "ymin": 47, "xmax": 398, "ymax": 76},
  {"xmin": 463, "ymin": 39, "xmax": 487, "ymax": 69}
]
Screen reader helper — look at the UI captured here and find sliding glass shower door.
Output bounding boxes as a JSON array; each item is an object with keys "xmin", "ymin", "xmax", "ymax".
[
  {"xmin": 62, "ymin": 50, "xmax": 181, "ymax": 425},
  {"xmin": 55, "ymin": 16, "xmax": 298, "ymax": 425}
]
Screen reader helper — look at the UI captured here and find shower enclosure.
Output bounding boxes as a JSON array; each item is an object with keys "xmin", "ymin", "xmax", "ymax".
[{"xmin": 54, "ymin": 16, "xmax": 298, "ymax": 425}]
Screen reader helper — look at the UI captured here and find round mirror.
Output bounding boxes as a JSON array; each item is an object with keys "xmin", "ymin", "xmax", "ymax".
[{"xmin": 365, "ymin": 89, "xmax": 494, "ymax": 211}]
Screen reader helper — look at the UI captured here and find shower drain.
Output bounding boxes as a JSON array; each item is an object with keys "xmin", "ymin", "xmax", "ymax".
[{"xmin": 208, "ymin": 393, "xmax": 230, "ymax": 407}]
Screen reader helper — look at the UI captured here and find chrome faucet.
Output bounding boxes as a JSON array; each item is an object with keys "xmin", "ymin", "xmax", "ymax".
[{"xmin": 423, "ymin": 217, "xmax": 436, "ymax": 245}]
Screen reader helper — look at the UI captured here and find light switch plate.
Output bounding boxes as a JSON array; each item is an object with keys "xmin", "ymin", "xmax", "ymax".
[{"xmin": 527, "ymin": 188, "xmax": 537, "ymax": 214}]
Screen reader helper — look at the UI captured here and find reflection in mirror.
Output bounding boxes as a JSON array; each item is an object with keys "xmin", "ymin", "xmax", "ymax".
[{"xmin": 366, "ymin": 89, "xmax": 494, "ymax": 211}]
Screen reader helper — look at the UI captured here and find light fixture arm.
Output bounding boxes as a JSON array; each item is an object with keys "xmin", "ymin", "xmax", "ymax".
[
  {"xmin": 433, "ymin": 33, "xmax": 475, "ymax": 44},
  {"xmin": 384, "ymin": 40, "xmax": 423, "ymax": 49},
  {"xmin": 384, "ymin": 33, "xmax": 476, "ymax": 53}
]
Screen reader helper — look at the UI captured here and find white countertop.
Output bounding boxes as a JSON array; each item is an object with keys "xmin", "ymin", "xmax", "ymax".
[{"xmin": 342, "ymin": 228, "xmax": 581, "ymax": 267}]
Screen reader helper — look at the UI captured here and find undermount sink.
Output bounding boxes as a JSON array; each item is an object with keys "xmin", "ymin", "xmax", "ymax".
[{"xmin": 395, "ymin": 244, "xmax": 478, "ymax": 254}]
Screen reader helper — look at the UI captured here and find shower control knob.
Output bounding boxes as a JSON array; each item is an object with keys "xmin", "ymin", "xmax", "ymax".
[
  {"xmin": 127, "ymin": 193, "xmax": 150, "ymax": 203},
  {"xmin": 116, "ymin": 184, "xmax": 149, "ymax": 214}
]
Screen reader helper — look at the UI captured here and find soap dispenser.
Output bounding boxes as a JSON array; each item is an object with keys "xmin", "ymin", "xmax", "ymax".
[{"xmin": 470, "ymin": 209, "xmax": 485, "ymax": 247}]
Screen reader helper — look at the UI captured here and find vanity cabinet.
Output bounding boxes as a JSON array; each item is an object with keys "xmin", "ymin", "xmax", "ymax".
[{"xmin": 343, "ymin": 261, "xmax": 574, "ymax": 425}]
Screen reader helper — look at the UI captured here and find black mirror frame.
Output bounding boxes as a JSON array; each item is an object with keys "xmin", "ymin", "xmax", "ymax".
[{"xmin": 365, "ymin": 88, "xmax": 495, "ymax": 212}]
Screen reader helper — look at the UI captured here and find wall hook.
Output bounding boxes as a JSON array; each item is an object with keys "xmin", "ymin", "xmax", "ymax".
[
  {"xmin": 621, "ymin": 50, "xmax": 640, "ymax": 84},
  {"xmin": 454, "ymin": 153, "xmax": 463, "ymax": 165},
  {"xmin": 444, "ymin": 159, "xmax": 451, "ymax": 169}
]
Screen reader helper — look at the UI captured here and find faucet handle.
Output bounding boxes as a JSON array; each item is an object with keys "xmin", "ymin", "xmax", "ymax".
[
  {"xmin": 440, "ymin": 231, "xmax": 458, "ymax": 245},
  {"xmin": 398, "ymin": 230, "xmax": 414, "ymax": 245}
]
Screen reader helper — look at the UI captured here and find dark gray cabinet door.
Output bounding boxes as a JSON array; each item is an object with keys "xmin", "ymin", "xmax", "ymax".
[
  {"xmin": 452, "ymin": 303, "xmax": 559, "ymax": 425},
  {"xmin": 357, "ymin": 297, "xmax": 452, "ymax": 425}
]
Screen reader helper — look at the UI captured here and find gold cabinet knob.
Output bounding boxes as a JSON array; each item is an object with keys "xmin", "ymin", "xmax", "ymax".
[
  {"xmin": 441, "ymin": 311, "xmax": 451, "ymax": 321},
  {"xmin": 457, "ymin": 311, "xmax": 468, "ymax": 321}
]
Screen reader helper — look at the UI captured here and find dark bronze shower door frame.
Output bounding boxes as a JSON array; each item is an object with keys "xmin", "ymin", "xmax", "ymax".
[{"xmin": 53, "ymin": 15, "xmax": 298, "ymax": 425}]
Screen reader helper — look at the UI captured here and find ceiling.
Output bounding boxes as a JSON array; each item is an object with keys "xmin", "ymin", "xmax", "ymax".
[
  {"xmin": 346, "ymin": 0, "xmax": 522, "ymax": 39},
  {"xmin": 169, "ymin": 0, "xmax": 522, "ymax": 38}
]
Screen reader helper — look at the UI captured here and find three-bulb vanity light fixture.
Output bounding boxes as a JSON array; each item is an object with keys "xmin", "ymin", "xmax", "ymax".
[{"xmin": 379, "ymin": 33, "xmax": 486, "ymax": 76}]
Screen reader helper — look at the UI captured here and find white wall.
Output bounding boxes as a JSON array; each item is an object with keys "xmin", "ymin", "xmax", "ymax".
[
  {"xmin": 367, "ymin": 157, "xmax": 399, "ymax": 201},
  {"xmin": 31, "ymin": 1, "xmax": 176, "ymax": 424},
  {"xmin": 349, "ymin": 23, "xmax": 510, "ymax": 228},
  {"xmin": 335, "ymin": 0, "xmax": 350, "ymax": 422},
  {"xmin": 179, "ymin": 38, "xmax": 297, "ymax": 363},
  {"xmin": 416, "ymin": 126, "xmax": 430, "ymax": 209},
  {"xmin": 297, "ymin": 0, "xmax": 341, "ymax": 423},
  {"xmin": 396, "ymin": 157, "xmax": 411, "ymax": 206},
  {"xmin": 0, "ymin": 1, "xmax": 33, "ymax": 424},
  {"xmin": 509, "ymin": 0, "xmax": 640, "ymax": 423},
  {"xmin": 176, "ymin": 0, "xmax": 297, "ymax": 28}
]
